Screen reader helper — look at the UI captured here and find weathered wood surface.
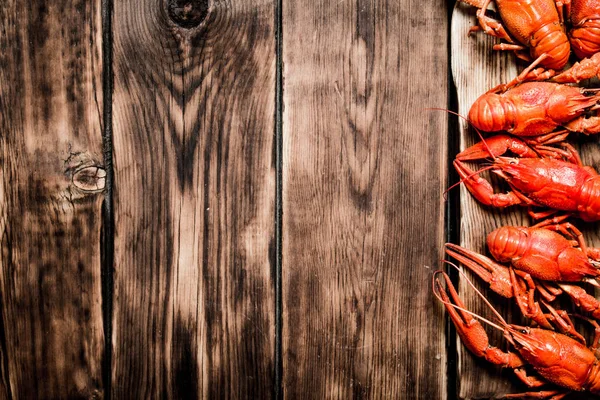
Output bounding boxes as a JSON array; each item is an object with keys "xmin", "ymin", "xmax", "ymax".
[
  {"xmin": 0, "ymin": 0, "xmax": 455, "ymax": 397},
  {"xmin": 282, "ymin": 1, "xmax": 448, "ymax": 398},
  {"xmin": 0, "ymin": 1, "xmax": 106, "ymax": 398},
  {"xmin": 451, "ymin": 3, "xmax": 525, "ymax": 398},
  {"xmin": 452, "ymin": 3, "xmax": 600, "ymax": 398},
  {"xmin": 111, "ymin": 0, "xmax": 276, "ymax": 397}
]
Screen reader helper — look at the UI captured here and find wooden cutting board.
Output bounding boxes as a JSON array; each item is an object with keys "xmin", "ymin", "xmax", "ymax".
[{"xmin": 450, "ymin": 2, "xmax": 600, "ymax": 398}]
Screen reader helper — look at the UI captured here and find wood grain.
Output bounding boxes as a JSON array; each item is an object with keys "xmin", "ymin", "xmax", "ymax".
[
  {"xmin": 452, "ymin": 3, "xmax": 600, "ymax": 398},
  {"xmin": 451, "ymin": 3, "xmax": 526, "ymax": 398},
  {"xmin": 0, "ymin": 1, "xmax": 106, "ymax": 398},
  {"xmin": 281, "ymin": 1, "xmax": 448, "ymax": 398},
  {"xmin": 111, "ymin": 0, "xmax": 276, "ymax": 397}
]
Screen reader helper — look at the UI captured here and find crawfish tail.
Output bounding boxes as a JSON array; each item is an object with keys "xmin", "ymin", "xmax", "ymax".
[{"xmin": 570, "ymin": 19, "xmax": 600, "ymax": 59}]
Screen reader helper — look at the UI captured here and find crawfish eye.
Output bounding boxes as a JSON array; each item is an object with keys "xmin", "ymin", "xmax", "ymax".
[
  {"xmin": 509, "ymin": 160, "xmax": 517, "ymax": 165},
  {"xmin": 520, "ymin": 329, "xmax": 527, "ymax": 334}
]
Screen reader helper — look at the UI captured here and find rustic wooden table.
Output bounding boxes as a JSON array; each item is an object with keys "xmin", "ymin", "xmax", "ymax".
[{"xmin": 0, "ymin": 0, "xmax": 450, "ymax": 398}]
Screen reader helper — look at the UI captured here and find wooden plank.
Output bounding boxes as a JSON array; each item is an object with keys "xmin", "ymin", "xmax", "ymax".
[
  {"xmin": 282, "ymin": 1, "xmax": 448, "ymax": 398},
  {"xmin": 450, "ymin": 3, "xmax": 525, "ymax": 398},
  {"xmin": 111, "ymin": 0, "xmax": 276, "ymax": 397},
  {"xmin": 452, "ymin": 3, "xmax": 600, "ymax": 398},
  {"xmin": 0, "ymin": 1, "xmax": 106, "ymax": 398}
]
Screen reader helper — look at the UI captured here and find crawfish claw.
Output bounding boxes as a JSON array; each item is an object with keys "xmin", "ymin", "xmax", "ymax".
[
  {"xmin": 445, "ymin": 243, "xmax": 514, "ymax": 298},
  {"xmin": 434, "ymin": 271, "xmax": 524, "ymax": 368},
  {"xmin": 453, "ymin": 160, "xmax": 523, "ymax": 208}
]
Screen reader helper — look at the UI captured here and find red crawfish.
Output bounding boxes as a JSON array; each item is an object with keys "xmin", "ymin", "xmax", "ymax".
[
  {"xmin": 459, "ymin": 0, "xmax": 570, "ymax": 69},
  {"xmin": 467, "ymin": 48, "xmax": 600, "ymax": 137},
  {"xmin": 434, "ymin": 270, "xmax": 600, "ymax": 398},
  {"xmin": 468, "ymin": 81, "xmax": 600, "ymax": 137},
  {"xmin": 453, "ymin": 135, "xmax": 600, "ymax": 222},
  {"xmin": 567, "ymin": 0, "xmax": 600, "ymax": 58},
  {"xmin": 446, "ymin": 241, "xmax": 584, "ymax": 338},
  {"xmin": 445, "ymin": 220, "xmax": 600, "ymax": 337},
  {"xmin": 452, "ymin": 221, "xmax": 600, "ymax": 283}
]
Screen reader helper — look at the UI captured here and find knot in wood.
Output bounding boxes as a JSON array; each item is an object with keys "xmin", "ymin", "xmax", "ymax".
[
  {"xmin": 72, "ymin": 166, "xmax": 106, "ymax": 192},
  {"xmin": 167, "ymin": 0, "xmax": 209, "ymax": 29}
]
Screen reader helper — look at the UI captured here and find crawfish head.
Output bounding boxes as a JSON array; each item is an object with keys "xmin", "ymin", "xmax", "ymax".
[
  {"xmin": 506, "ymin": 326, "xmax": 596, "ymax": 391},
  {"xmin": 506, "ymin": 326, "xmax": 562, "ymax": 367}
]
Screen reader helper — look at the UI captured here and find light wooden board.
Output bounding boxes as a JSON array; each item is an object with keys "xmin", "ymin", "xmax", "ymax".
[
  {"xmin": 282, "ymin": 1, "xmax": 448, "ymax": 398},
  {"xmin": 452, "ymin": 3, "xmax": 600, "ymax": 398},
  {"xmin": 111, "ymin": 0, "xmax": 276, "ymax": 397},
  {"xmin": 451, "ymin": 3, "xmax": 525, "ymax": 398},
  {"xmin": 0, "ymin": 0, "xmax": 106, "ymax": 397}
]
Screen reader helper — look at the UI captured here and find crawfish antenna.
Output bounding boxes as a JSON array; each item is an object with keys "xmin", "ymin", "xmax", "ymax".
[
  {"xmin": 442, "ymin": 260, "xmax": 508, "ymax": 327},
  {"xmin": 426, "ymin": 108, "xmax": 498, "ymax": 160},
  {"xmin": 442, "ymin": 165, "xmax": 495, "ymax": 200},
  {"xmin": 432, "ymin": 269, "xmax": 505, "ymax": 332}
]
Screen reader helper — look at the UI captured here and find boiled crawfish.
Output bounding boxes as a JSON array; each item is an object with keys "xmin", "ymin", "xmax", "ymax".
[
  {"xmin": 434, "ymin": 270, "xmax": 600, "ymax": 398},
  {"xmin": 453, "ymin": 221, "xmax": 600, "ymax": 283},
  {"xmin": 460, "ymin": 0, "xmax": 570, "ymax": 69},
  {"xmin": 468, "ymin": 81, "xmax": 600, "ymax": 136},
  {"xmin": 465, "ymin": 43, "xmax": 600, "ymax": 137},
  {"xmin": 454, "ymin": 135, "xmax": 600, "ymax": 222},
  {"xmin": 567, "ymin": 0, "xmax": 600, "ymax": 58},
  {"xmin": 446, "ymin": 220, "xmax": 600, "ymax": 338}
]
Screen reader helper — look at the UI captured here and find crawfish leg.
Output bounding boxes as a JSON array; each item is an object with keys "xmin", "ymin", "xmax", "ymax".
[
  {"xmin": 564, "ymin": 114, "xmax": 600, "ymax": 136},
  {"xmin": 532, "ymin": 214, "xmax": 570, "ymax": 229},
  {"xmin": 573, "ymin": 315, "xmax": 600, "ymax": 351},
  {"xmin": 468, "ymin": 18, "xmax": 513, "ymax": 43},
  {"xmin": 469, "ymin": 0, "xmax": 515, "ymax": 44},
  {"xmin": 589, "ymin": 318, "xmax": 600, "ymax": 352},
  {"xmin": 549, "ymin": 222, "xmax": 600, "ymax": 261},
  {"xmin": 536, "ymin": 280, "xmax": 562, "ymax": 302},
  {"xmin": 553, "ymin": 52, "xmax": 600, "ymax": 83},
  {"xmin": 502, "ymin": 389, "xmax": 569, "ymax": 399},
  {"xmin": 535, "ymin": 145, "xmax": 579, "ymax": 163},
  {"xmin": 494, "ymin": 43, "xmax": 526, "ymax": 52},
  {"xmin": 542, "ymin": 301, "xmax": 586, "ymax": 343},
  {"xmin": 496, "ymin": 54, "xmax": 556, "ymax": 93},
  {"xmin": 522, "ymin": 141, "xmax": 581, "ymax": 166},
  {"xmin": 513, "ymin": 368, "xmax": 550, "ymax": 388},
  {"xmin": 514, "ymin": 67, "xmax": 556, "ymax": 82},
  {"xmin": 477, "ymin": 15, "xmax": 513, "ymax": 42},
  {"xmin": 509, "ymin": 269, "xmax": 555, "ymax": 330},
  {"xmin": 559, "ymin": 283, "xmax": 600, "ymax": 320},
  {"xmin": 554, "ymin": 0, "xmax": 571, "ymax": 24},
  {"xmin": 587, "ymin": 246, "xmax": 600, "ymax": 262},
  {"xmin": 457, "ymin": 0, "xmax": 488, "ymax": 8},
  {"xmin": 559, "ymin": 142, "xmax": 582, "ymax": 165},
  {"xmin": 509, "ymin": 269, "xmax": 584, "ymax": 341},
  {"xmin": 504, "ymin": 366, "xmax": 569, "ymax": 400},
  {"xmin": 524, "ymin": 130, "xmax": 569, "ymax": 146},
  {"xmin": 527, "ymin": 208, "xmax": 560, "ymax": 221}
]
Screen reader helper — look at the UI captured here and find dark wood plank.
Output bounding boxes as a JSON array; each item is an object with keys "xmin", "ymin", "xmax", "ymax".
[
  {"xmin": 111, "ymin": 0, "xmax": 276, "ymax": 397},
  {"xmin": 0, "ymin": 1, "xmax": 106, "ymax": 398},
  {"xmin": 282, "ymin": 1, "xmax": 448, "ymax": 398}
]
